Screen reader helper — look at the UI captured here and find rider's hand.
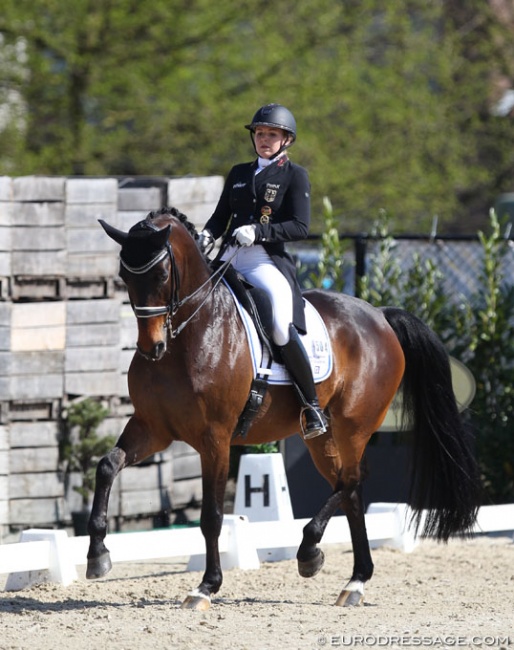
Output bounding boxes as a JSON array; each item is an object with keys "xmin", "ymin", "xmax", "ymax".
[
  {"xmin": 197, "ymin": 230, "xmax": 215, "ymax": 255},
  {"xmin": 234, "ymin": 225, "xmax": 256, "ymax": 247}
]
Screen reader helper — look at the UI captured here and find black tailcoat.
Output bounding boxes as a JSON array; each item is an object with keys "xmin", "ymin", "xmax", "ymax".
[{"xmin": 204, "ymin": 156, "xmax": 310, "ymax": 333}]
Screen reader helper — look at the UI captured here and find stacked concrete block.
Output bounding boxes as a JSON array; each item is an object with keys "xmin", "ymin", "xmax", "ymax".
[
  {"xmin": 0, "ymin": 177, "xmax": 13, "ymax": 299},
  {"xmin": 9, "ymin": 177, "xmax": 67, "ymax": 300},
  {"xmin": 65, "ymin": 178, "xmax": 119, "ymax": 290},
  {"xmin": 0, "ymin": 175, "xmax": 210, "ymax": 536},
  {"xmin": 8, "ymin": 421, "xmax": 65, "ymax": 527},
  {"xmin": 167, "ymin": 175, "xmax": 223, "ymax": 231},
  {"xmin": 0, "ymin": 424, "xmax": 8, "ymax": 528},
  {"xmin": 118, "ymin": 185, "xmax": 163, "ymax": 233},
  {"xmin": 0, "ymin": 302, "xmax": 65, "ymax": 404},
  {"xmin": 65, "ymin": 299, "xmax": 122, "ymax": 397}
]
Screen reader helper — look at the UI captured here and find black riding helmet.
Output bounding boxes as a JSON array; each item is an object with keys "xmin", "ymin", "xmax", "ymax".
[{"xmin": 245, "ymin": 103, "xmax": 297, "ymax": 158}]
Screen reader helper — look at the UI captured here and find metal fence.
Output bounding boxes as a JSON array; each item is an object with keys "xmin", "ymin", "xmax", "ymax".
[{"xmin": 290, "ymin": 234, "xmax": 514, "ymax": 300}]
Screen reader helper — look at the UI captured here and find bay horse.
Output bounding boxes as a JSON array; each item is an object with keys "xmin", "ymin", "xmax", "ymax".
[{"xmin": 88, "ymin": 207, "xmax": 481, "ymax": 609}]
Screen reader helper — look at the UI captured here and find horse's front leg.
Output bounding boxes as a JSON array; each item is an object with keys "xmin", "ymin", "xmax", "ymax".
[
  {"xmin": 87, "ymin": 416, "xmax": 161, "ymax": 579},
  {"xmin": 181, "ymin": 446, "xmax": 230, "ymax": 611},
  {"xmin": 86, "ymin": 445, "xmax": 126, "ymax": 579}
]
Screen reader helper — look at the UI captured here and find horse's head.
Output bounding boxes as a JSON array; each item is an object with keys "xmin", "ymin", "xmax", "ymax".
[{"xmin": 100, "ymin": 207, "xmax": 203, "ymax": 361}]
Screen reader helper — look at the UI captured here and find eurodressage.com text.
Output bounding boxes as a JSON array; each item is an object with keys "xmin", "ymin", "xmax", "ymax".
[{"xmin": 316, "ymin": 635, "xmax": 512, "ymax": 647}]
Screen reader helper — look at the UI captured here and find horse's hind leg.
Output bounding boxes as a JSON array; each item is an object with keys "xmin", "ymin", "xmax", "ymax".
[
  {"xmin": 334, "ymin": 480, "xmax": 373, "ymax": 606},
  {"xmin": 297, "ymin": 489, "xmax": 342, "ymax": 577},
  {"xmin": 297, "ymin": 429, "xmax": 374, "ymax": 607},
  {"xmin": 298, "ymin": 476, "xmax": 373, "ymax": 607}
]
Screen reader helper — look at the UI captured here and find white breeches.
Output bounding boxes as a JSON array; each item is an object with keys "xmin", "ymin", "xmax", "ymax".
[{"xmin": 222, "ymin": 244, "xmax": 293, "ymax": 346}]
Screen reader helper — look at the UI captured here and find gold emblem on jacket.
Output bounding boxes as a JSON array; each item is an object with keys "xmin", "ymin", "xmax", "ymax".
[{"xmin": 260, "ymin": 206, "xmax": 272, "ymax": 224}]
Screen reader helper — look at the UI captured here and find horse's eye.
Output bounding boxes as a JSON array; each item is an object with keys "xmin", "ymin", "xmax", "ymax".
[{"xmin": 156, "ymin": 269, "xmax": 169, "ymax": 284}]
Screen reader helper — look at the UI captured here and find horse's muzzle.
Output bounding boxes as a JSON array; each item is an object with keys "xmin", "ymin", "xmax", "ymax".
[{"xmin": 137, "ymin": 340, "xmax": 166, "ymax": 361}]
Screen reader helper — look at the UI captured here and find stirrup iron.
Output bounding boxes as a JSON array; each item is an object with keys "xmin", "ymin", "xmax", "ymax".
[{"xmin": 301, "ymin": 405, "xmax": 328, "ymax": 440}]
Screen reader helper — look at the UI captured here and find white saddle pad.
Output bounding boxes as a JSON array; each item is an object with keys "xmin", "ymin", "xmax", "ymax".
[{"xmin": 226, "ymin": 284, "xmax": 333, "ymax": 385}]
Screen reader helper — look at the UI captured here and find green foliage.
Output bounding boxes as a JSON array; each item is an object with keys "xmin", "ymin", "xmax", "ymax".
[
  {"xmin": 357, "ymin": 210, "xmax": 403, "ymax": 308},
  {"xmin": 443, "ymin": 211, "xmax": 514, "ymax": 502},
  {"xmin": 2, "ymin": 1, "xmax": 514, "ymax": 232},
  {"xmin": 358, "ymin": 210, "xmax": 448, "ymax": 329},
  {"xmin": 61, "ymin": 398, "xmax": 116, "ymax": 509},
  {"xmin": 245, "ymin": 443, "xmax": 278, "ymax": 454},
  {"xmin": 356, "ymin": 210, "xmax": 514, "ymax": 503},
  {"xmin": 302, "ymin": 197, "xmax": 349, "ymax": 292}
]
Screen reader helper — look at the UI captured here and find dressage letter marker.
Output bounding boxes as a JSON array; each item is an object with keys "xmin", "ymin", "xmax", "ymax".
[
  {"xmin": 234, "ymin": 453, "xmax": 296, "ymax": 562},
  {"xmin": 244, "ymin": 473, "xmax": 270, "ymax": 507}
]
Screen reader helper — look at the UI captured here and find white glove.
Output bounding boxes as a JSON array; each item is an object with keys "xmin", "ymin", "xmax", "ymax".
[
  {"xmin": 197, "ymin": 229, "xmax": 215, "ymax": 255},
  {"xmin": 234, "ymin": 225, "xmax": 256, "ymax": 247}
]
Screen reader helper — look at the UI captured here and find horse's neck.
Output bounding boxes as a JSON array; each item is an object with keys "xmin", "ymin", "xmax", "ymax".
[{"xmin": 177, "ymin": 274, "xmax": 239, "ymax": 349}]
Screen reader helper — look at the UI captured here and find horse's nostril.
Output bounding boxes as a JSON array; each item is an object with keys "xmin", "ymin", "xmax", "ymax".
[{"xmin": 152, "ymin": 341, "xmax": 166, "ymax": 360}]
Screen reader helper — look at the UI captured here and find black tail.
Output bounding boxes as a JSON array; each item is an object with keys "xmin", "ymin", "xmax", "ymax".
[{"xmin": 382, "ymin": 307, "xmax": 481, "ymax": 541}]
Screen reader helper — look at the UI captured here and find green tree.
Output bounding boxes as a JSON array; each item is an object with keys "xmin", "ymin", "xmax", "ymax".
[
  {"xmin": 1, "ymin": 1, "xmax": 514, "ymax": 233},
  {"xmin": 61, "ymin": 398, "xmax": 116, "ymax": 510}
]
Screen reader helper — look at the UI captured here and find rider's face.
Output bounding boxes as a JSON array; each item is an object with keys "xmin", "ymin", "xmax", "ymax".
[{"xmin": 254, "ymin": 126, "xmax": 290, "ymax": 159}]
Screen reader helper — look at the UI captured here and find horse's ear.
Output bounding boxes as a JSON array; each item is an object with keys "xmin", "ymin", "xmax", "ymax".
[
  {"xmin": 152, "ymin": 224, "xmax": 171, "ymax": 248},
  {"xmin": 98, "ymin": 219, "xmax": 128, "ymax": 246}
]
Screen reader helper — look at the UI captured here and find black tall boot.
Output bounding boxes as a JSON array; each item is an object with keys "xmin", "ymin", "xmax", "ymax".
[{"xmin": 279, "ymin": 324, "xmax": 328, "ymax": 439}]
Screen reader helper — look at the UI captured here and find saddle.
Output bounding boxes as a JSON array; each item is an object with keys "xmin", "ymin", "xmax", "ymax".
[
  {"xmin": 213, "ymin": 262, "xmax": 278, "ymax": 358},
  {"xmin": 215, "ymin": 262, "xmax": 333, "ymax": 439}
]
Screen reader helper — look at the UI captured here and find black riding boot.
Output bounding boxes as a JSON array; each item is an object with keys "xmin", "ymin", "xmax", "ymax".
[{"xmin": 279, "ymin": 324, "xmax": 328, "ymax": 439}]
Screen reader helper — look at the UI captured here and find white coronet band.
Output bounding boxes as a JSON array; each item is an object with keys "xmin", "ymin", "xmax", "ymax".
[{"xmin": 343, "ymin": 580, "xmax": 364, "ymax": 594}]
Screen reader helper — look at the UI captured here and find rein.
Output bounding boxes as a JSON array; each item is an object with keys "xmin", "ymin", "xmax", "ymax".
[{"xmin": 120, "ymin": 230, "xmax": 239, "ymax": 339}]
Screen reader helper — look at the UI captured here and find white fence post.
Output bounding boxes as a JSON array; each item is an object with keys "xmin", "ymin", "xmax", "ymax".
[
  {"xmin": 4, "ymin": 529, "xmax": 77, "ymax": 591},
  {"xmin": 2, "ymin": 503, "xmax": 512, "ymax": 591}
]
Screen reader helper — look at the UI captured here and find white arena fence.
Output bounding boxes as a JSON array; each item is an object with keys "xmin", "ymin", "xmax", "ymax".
[{"xmin": 1, "ymin": 502, "xmax": 513, "ymax": 591}]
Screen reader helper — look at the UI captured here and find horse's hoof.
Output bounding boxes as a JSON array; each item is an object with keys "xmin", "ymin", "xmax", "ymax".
[
  {"xmin": 335, "ymin": 580, "xmax": 364, "ymax": 607},
  {"xmin": 180, "ymin": 590, "xmax": 211, "ymax": 611},
  {"xmin": 86, "ymin": 552, "xmax": 112, "ymax": 580},
  {"xmin": 297, "ymin": 549, "xmax": 325, "ymax": 578}
]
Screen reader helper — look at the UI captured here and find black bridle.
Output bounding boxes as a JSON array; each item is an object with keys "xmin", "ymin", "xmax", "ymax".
[{"xmin": 120, "ymin": 225, "xmax": 237, "ymax": 339}]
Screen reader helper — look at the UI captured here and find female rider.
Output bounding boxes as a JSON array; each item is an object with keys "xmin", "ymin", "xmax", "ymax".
[{"xmin": 198, "ymin": 103, "xmax": 327, "ymax": 439}]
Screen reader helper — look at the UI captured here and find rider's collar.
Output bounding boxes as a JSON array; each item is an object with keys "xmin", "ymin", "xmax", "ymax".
[{"xmin": 256, "ymin": 153, "xmax": 287, "ymax": 172}]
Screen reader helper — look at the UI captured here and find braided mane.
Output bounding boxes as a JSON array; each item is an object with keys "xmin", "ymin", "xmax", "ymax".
[
  {"xmin": 146, "ymin": 206, "xmax": 198, "ymax": 239},
  {"xmin": 121, "ymin": 206, "xmax": 199, "ymax": 269}
]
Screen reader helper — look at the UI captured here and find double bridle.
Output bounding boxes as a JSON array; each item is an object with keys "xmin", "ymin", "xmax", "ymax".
[{"xmin": 119, "ymin": 227, "xmax": 237, "ymax": 339}]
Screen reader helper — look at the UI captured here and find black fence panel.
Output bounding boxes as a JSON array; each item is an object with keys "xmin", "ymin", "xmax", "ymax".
[{"xmin": 291, "ymin": 234, "xmax": 514, "ymax": 301}]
